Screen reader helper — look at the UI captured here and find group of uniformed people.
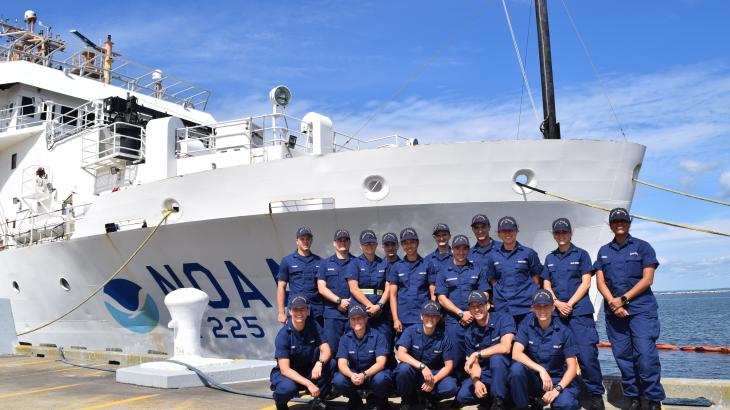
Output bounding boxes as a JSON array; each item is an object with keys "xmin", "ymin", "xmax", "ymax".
[{"xmin": 271, "ymin": 208, "xmax": 664, "ymax": 410}]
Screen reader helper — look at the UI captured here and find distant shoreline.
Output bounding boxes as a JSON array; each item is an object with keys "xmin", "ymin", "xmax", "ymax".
[{"xmin": 655, "ymin": 288, "xmax": 730, "ymax": 295}]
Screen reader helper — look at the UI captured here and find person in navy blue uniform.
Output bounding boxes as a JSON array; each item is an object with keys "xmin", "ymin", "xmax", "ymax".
[
  {"xmin": 382, "ymin": 232, "xmax": 401, "ymax": 266},
  {"xmin": 457, "ymin": 291, "xmax": 514, "ymax": 410},
  {"xmin": 394, "ymin": 301, "xmax": 458, "ymax": 409},
  {"xmin": 317, "ymin": 229, "xmax": 355, "ymax": 354},
  {"xmin": 387, "ymin": 228, "xmax": 436, "ymax": 335},
  {"xmin": 467, "ymin": 214, "xmax": 502, "ymax": 279},
  {"xmin": 426, "ymin": 223, "xmax": 452, "ymax": 278},
  {"xmin": 595, "ymin": 208, "xmax": 664, "ymax": 410},
  {"xmin": 542, "ymin": 218, "xmax": 605, "ymax": 410},
  {"xmin": 435, "ymin": 235, "xmax": 489, "ymax": 378},
  {"xmin": 333, "ymin": 305, "xmax": 393, "ymax": 410},
  {"xmin": 277, "ymin": 227, "xmax": 323, "ymax": 326},
  {"xmin": 347, "ymin": 230, "xmax": 393, "ymax": 344},
  {"xmin": 509, "ymin": 290, "xmax": 580, "ymax": 410},
  {"xmin": 271, "ymin": 295, "xmax": 335, "ymax": 410},
  {"xmin": 485, "ymin": 216, "xmax": 543, "ymax": 326}
]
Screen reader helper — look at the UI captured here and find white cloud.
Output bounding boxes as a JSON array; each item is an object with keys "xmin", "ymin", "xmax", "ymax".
[{"xmin": 680, "ymin": 159, "xmax": 720, "ymax": 174}]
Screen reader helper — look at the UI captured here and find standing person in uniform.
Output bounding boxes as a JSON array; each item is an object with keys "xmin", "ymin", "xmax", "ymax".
[
  {"xmin": 594, "ymin": 208, "xmax": 664, "ymax": 410},
  {"xmin": 486, "ymin": 216, "xmax": 543, "ymax": 326},
  {"xmin": 457, "ymin": 291, "xmax": 514, "ymax": 410},
  {"xmin": 388, "ymin": 228, "xmax": 436, "ymax": 336},
  {"xmin": 382, "ymin": 232, "xmax": 401, "ymax": 266},
  {"xmin": 426, "ymin": 223, "xmax": 452, "ymax": 278},
  {"xmin": 333, "ymin": 305, "xmax": 393, "ymax": 410},
  {"xmin": 435, "ymin": 235, "xmax": 489, "ymax": 378},
  {"xmin": 542, "ymin": 218, "xmax": 605, "ymax": 410},
  {"xmin": 277, "ymin": 227, "xmax": 323, "ymax": 326},
  {"xmin": 468, "ymin": 214, "xmax": 501, "ymax": 278},
  {"xmin": 394, "ymin": 301, "xmax": 458, "ymax": 409},
  {"xmin": 317, "ymin": 229, "xmax": 355, "ymax": 355},
  {"xmin": 509, "ymin": 290, "xmax": 580, "ymax": 410},
  {"xmin": 347, "ymin": 230, "xmax": 393, "ymax": 345},
  {"xmin": 270, "ymin": 295, "xmax": 335, "ymax": 410}
]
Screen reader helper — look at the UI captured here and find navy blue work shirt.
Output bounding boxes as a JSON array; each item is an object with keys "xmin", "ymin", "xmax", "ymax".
[
  {"xmin": 435, "ymin": 261, "xmax": 490, "ymax": 324},
  {"xmin": 274, "ymin": 318, "xmax": 324, "ymax": 372},
  {"xmin": 593, "ymin": 235, "xmax": 660, "ymax": 315},
  {"xmin": 485, "ymin": 242, "xmax": 543, "ymax": 315},
  {"xmin": 345, "ymin": 254, "xmax": 389, "ymax": 304},
  {"xmin": 468, "ymin": 239, "xmax": 502, "ymax": 272},
  {"xmin": 464, "ymin": 312, "xmax": 516, "ymax": 362},
  {"xmin": 316, "ymin": 253, "xmax": 355, "ymax": 320},
  {"xmin": 426, "ymin": 248, "xmax": 452, "ymax": 279},
  {"xmin": 386, "ymin": 255, "xmax": 436, "ymax": 325},
  {"xmin": 336, "ymin": 327, "xmax": 390, "ymax": 372},
  {"xmin": 541, "ymin": 244, "xmax": 595, "ymax": 316},
  {"xmin": 278, "ymin": 251, "xmax": 323, "ymax": 315},
  {"xmin": 397, "ymin": 325, "xmax": 457, "ymax": 369},
  {"xmin": 515, "ymin": 313, "xmax": 578, "ymax": 378}
]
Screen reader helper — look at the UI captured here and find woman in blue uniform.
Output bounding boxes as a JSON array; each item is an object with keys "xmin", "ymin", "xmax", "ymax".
[
  {"xmin": 333, "ymin": 304, "xmax": 393, "ymax": 410},
  {"xmin": 467, "ymin": 214, "xmax": 501, "ymax": 276},
  {"xmin": 425, "ymin": 223, "xmax": 452, "ymax": 277},
  {"xmin": 270, "ymin": 295, "xmax": 335, "ymax": 410},
  {"xmin": 594, "ymin": 208, "xmax": 664, "ymax": 410},
  {"xmin": 317, "ymin": 229, "xmax": 355, "ymax": 354},
  {"xmin": 381, "ymin": 232, "xmax": 401, "ymax": 266},
  {"xmin": 509, "ymin": 290, "xmax": 579, "ymax": 410},
  {"xmin": 387, "ymin": 228, "xmax": 436, "ymax": 335},
  {"xmin": 457, "ymin": 291, "xmax": 514, "ymax": 410},
  {"xmin": 542, "ymin": 218, "xmax": 605, "ymax": 410},
  {"xmin": 347, "ymin": 230, "xmax": 392, "ymax": 344},
  {"xmin": 394, "ymin": 301, "xmax": 458, "ymax": 409},
  {"xmin": 277, "ymin": 227, "xmax": 323, "ymax": 326}
]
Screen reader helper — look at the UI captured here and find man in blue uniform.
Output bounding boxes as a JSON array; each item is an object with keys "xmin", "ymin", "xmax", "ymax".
[
  {"xmin": 317, "ymin": 229, "xmax": 355, "ymax": 354},
  {"xmin": 595, "ymin": 208, "xmax": 664, "ymax": 410},
  {"xmin": 333, "ymin": 305, "xmax": 393, "ymax": 410},
  {"xmin": 435, "ymin": 235, "xmax": 489, "ymax": 377},
  {"xmin": 485, "ymin": 216, "xmax": 543, "ymax": 326},
  {"xmin": 271, "ymin": 295, "xmax": 336, "ymax": 410},
  {"xmin": 347, "ymin": 230, "xmax": 392, "ymax": 344},
  {"xmin": 457, "ymin": 291, "xmax": 514, "ymax": 410},
  {"xmin": 426, "ymin": 223, "xmax": 452, "ymax": 277},
  {"xmin": 387, "ymin": 228, "xmax": 436, "ymax": 335},
  {"xmin": 394, "ymin": 301, "xmax": 458, "ymax": 409},
  {"xmin": 468, "ymin": 214, "xmax": 501, "ymax": 277},
  {"xmin": 277, "ymin": 227, "xmax": 323, "ymax": 326},
  {"xmin": 509, "ymin": 290, "xmax": 580, "ymax": 410},
  {"xmin": 382, "ymin": 232, "xmax": 401, "ymax": 266},
  {"xmin": 542, "ymin": 218, "xmax": 605, "ymax": 410}
]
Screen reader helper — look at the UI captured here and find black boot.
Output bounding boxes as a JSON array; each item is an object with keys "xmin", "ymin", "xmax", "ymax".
[
  {"xmin": 311, "ymin": 398, "xmax": 327, "ymax": 410},
  {"xmin": 589, "ymin": 394, "xmax": 605, "ymax": 410},
  {"xmin": 276, "ymin": 402, "xmax": 290, "ymax": 410},
  {"xmin": 375, "ymin": 397, "xmax": 391, "ymax": 410},
  {"xmin": 627, "ymin": 397, "xmax": 641, "ymax": 410},
  {"xmin": 347, "ymin": 397, "xmax": 363, "ymax": 410},
  {"xmin": 647, "ymin": 401, "xmax": 662, "ymax": 410},
  {"xmin": 490, "ymin": 396, "xmax": 506, "ymax": 410}
]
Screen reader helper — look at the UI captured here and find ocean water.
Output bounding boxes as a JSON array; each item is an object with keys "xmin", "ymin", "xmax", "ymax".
[{"xmin": 595, "ymin": 291, "xmax": 730, "ymax": 380}]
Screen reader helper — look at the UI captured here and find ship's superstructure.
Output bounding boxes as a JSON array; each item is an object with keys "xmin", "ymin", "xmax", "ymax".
[{"xmin": 0, "ymin": 11, "xmax": 645, "ymax": 359}]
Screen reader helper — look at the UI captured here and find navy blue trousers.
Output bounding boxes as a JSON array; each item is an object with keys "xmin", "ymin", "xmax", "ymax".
[
  {"xmin": 508, "ymin": 362, "xmax": 579, "ymax": 410},
  {"xmin": 324, "ymin": 318, "xmax": 348, "ymax": 356},
  {"xmin": 394, "ymin": 363, "xmax": 458, "ymax": 403},
  {"xmin": 456, "ymin": 354, "xmax": 510, "ymax": 405},
  {"xmin": 561, "ymin": 314, "xmax": 605, "ymax": 395},
  {"xmin": 333, "ymin": 369, "xmax": 393, "ymax": 400},
  {"xmin": 270, "ymin": 359, "xmax": 336, "ymax": 403}
]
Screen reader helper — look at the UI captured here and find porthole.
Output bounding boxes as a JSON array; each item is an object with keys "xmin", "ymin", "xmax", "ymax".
[
  {"xmin": 363, "ymin": 175, "xmax": 389, "ymax": 201},
  {"xmin": 60, "ymin": 278, "xmax": 70, "ymax": 291},
  {"xmin": 512, "ymin": 169, "xmax": 537, "ymax": 194},
  {"xmin": 162, "ymin": 198, "xmax": 182, "ymax": 222},
  {"xmin": 12, "ymin": 281, "xmax": 19, "ymax": 293}
]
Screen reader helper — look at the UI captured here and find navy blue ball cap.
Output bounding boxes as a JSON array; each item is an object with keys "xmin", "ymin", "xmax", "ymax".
[
  {"xmin": 382, "ymin": 232, "xmax": 398, "ymax": 244},
  {"xmin": 420, "ymin": 301, "xmax": 442, "ymax": 316},
  {"xmin": 296, "ymin": 226, "xmax": 313, "ymax": 238},
  {"xmin": 288, "ymin": 294, "xmax": 309, "ymax": 309},
  {"xmin": 471, "ymin": 214, "xmax": 490, "ymax": 227},
  {"xmin": 497, "ymin": 216, "xmax": 519, "ymax": 231},
  {"xmin": 452, "ymin": 234, "xmax": 470, "ymax": 248},
  {"xmin": 609, "ymin": 207, "xmax": 631, "ymax": 223},
  {"xmin": 532, "ymin": 289, "xmax": 554, "ymax": 306},
  {"xmin": 400, "ymin": 227, "xmax": 419, "ymax": 242},
  {"xmin": 467, "ymin": 290, "xmax": 488, "ymax": 305},
  {"xmin": 348, "ymin": 304, "xmax": 368, "ymax": 318},
  {"xmin": 333, "ymin": 229, "xmax": 351, "ymax": 241},
  {"xmin": 551, "ymin": 218, "xmax": 572, "ymax": 233},
  {"xmin": 359, "ymin": 229, "xmax": 378, "ymax": 244},
  {"xmin": 432, "ymin": 223, "xmax": 450, "ymax": 234}
]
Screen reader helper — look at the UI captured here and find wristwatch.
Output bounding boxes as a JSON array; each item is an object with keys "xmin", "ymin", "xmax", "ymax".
[
  {"xmin": 317, "ymin": 359, "xmax": 326, "ymax": 366},
  {"xmin": 477, "ymin": 350, "xmax": 483, "ymax": 359},
  {"xmin": 363, "ymin": 370, "xmax": 369, "ymax": 379},
  {"xmin": 418, "ymin": 362, "xmax": 426, "ymax": 370},
  {"xmin": 620, "ymin": 295, "xmax": 630, "ymax": 306},
  {"xmin": 457, "ymin": 311, "xmax": 465, "ymax": 319},
  {"xmin": 554, "ymin": 384, "xmax": 564, "ymax": 393},
  {"xmin": 377, "ymin": 301, "xmax": 384, "ymax": 309},
  {"xmin": 336, "ymin": 297, "xmax": 342, "ymax": 305}
]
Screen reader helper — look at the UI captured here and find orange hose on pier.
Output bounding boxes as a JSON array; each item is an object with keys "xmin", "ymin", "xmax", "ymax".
[{"xmin": 597, "ymin": 342, "xmax": 730, "ymax": 353}]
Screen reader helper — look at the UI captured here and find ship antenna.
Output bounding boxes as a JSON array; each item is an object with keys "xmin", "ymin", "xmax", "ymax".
[{"xmin": 535, "ymin": 0, "xmax": 561, "ymax": 139}]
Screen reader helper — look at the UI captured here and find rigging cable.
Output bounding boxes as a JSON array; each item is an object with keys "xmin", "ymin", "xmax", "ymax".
[
  {"xmin": 515, "ymin": 0, "xmax": 534, "ymax": 140},
  {"xmin": 16, "ymin": 209, "xmax": 177, "ymax": 336},
  {"xmin": 515, "ymin": 181, "xmax": 730, "ymax": 237},
  {"xmin": 633, "ymin": 179, "xmax": 730, "ymax": 207}
]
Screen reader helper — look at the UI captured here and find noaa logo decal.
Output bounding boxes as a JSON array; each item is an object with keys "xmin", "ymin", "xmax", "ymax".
[{"xmin": 103, "ymin": 279, "xmax": 159, "ymax": 334}]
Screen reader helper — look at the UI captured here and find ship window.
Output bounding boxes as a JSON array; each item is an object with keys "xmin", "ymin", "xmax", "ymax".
[
  {"xmin": 60, "ymin": 278, "xmax": 70, "ymax": 291},
  {"xmin": 12, "ymin": 281, "xmax": 19, "ymax": 293},
  {"xmin": 59, "ymin": 106, "xmax": 77, "ymax": 126},
  {"xmin": 11, "ymin": 153, "xmax": 17, "ymax": 170},
  {"xmin": 20, "ymin": 96, "xmax": 35, "ymax": 116}
]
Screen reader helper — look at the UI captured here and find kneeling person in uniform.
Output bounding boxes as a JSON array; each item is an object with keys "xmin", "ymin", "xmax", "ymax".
[
  {"xmin": 509, "ymin": 290, "xmax": 580, "ymax": 410},
  {"xmin": 457, "ymin": 291, "xmax": 514, "ymax": 410},
  {"xmin": 333, "ymin": 305, "xmax": 393, "ymax": 410},
  {"xmin": 270, "ymin": 295, "xmax": 335, "ymax": 410},
  {"xmin": 394, "ymin": 301, "xmax": 458, "ymax": 409}
]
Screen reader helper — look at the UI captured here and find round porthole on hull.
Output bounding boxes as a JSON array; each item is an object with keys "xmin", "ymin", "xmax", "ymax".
[
  {"xmin": 512, "ymin": 169, "xmax": 537, "ymax": 194},
  {"xmin": 363, "ymin": 175, "xmax": 389, "ymax": 201},
  {"xmin": 60, "ymin": 278, "xmax": 70, "ymax": 291},
  {"xmin": 12, "ymin": 281, "xmax": 19, "ymax": 293}
]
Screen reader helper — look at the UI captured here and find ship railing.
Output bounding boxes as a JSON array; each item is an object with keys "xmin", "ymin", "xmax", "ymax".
[
  {"xmin": 174, "ymin": 114, "xmax": 312, "ymax": 159},
  {"xmin": 0, "ymin": 101, "xmax": 46, "ymax": 133},
  {"xmin": 2, "ymin": 202, "xmax": 92, "ymax": 249},
  {"xmin": 81, "ymin": 122, "xmax": 146, "ymax": 169},
  {"xmin": 332, "ymin": 132, "xmax": 414, "ymax": 152},
  {"xmin": 46, "ymin": 100, "xmax": 106, "ymax": 149}
]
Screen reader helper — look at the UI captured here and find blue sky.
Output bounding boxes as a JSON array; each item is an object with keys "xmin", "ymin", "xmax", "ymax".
[{"xmin": 8, "ymin": 1, "xmax": 730, "ymax": 290}]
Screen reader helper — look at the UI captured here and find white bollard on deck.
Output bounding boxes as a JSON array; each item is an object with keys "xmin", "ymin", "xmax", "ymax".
[{"xmin": 165, "ymin": 287, "xmax": 208, "ymax": 359}]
